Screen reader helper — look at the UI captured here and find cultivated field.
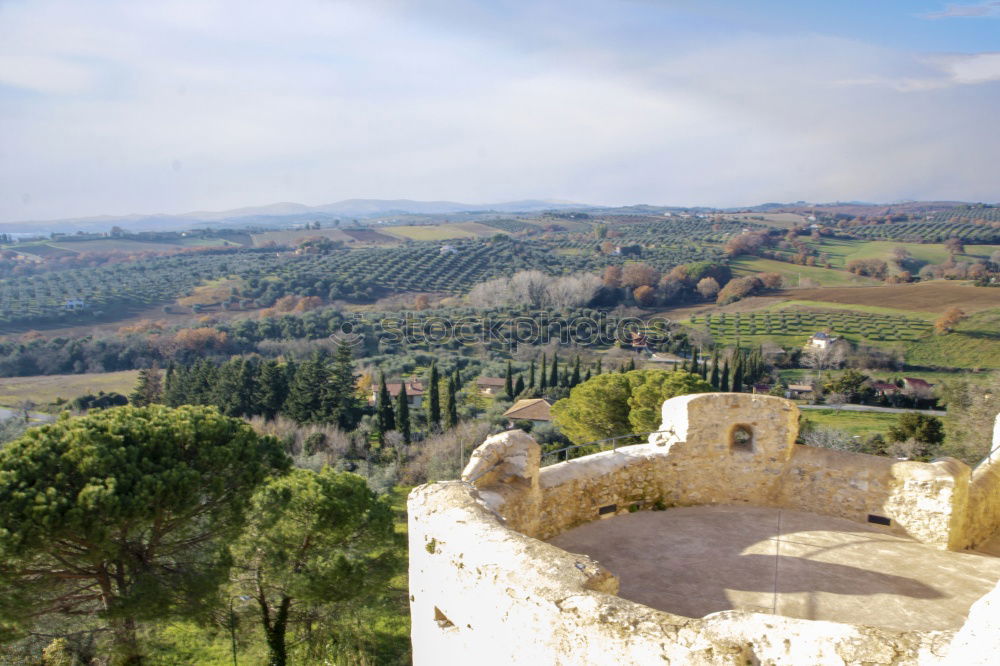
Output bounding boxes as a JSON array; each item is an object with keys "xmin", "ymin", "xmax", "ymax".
[
  {"xmin": 730, "ymin": 256, "xmax": 882, "ymax": 287},
  {"xmin": 0, "ymin": 369, "xmax": 140, "ymax": 407},
  {"xmin": 717, "ymin": 212, "xmax": 809, "ymax": 229},
  {"xmin": 800, "ymin": 238, "xmax": 1000, "ymax": 271},
  {"xmin": 788, "ymin": 282, "xmax": 1000, "ymax": 313},
  {"xmin": 382, "ymin": 223, "xmax": 492, "ymax": 240},
  {"xmin": 251, "ymin": 228, "xmax": 357, "ymax": 246}
]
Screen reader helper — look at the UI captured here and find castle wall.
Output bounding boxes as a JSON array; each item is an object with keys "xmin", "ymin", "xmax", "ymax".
[
  {"xmin": 408, "ymin": 393, "xmax": 1000, "ymax": 665},
  {"xmin": 962, "ymin": 416, "xmax": 1000, "ymax": 549},
  {"xmin": 408, "ymin": 481, "xmax": 954, "ymax": 666}
]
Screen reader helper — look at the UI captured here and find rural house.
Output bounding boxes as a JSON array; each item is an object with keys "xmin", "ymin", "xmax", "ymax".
[
  {"xmin": 502, "ymin": 398, "xmax": 553, "ymax": 426},
  {"xmin": 369, "ymin": 380, "xmax": 425, "ymax": 409},
  {"xmin": 475, "ymin": 377, "xmax": 507, "ymax": 396}
]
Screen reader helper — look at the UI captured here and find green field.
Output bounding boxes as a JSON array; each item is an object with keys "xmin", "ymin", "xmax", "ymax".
[
  {"xmin": 798, "ymin": 238, "xmax": 1000, "ymax": 272},
  {"xmin": 383, "ymin": 223, "xmax": 499, "ymax": 240},
  {"xmin": 798, "ymin": 408, "xmax": 899, "ymax": 439},
  {"xmin": 905, "ymin": 309, "xmax": 1000, "ymax": 370},
  {"xmin": 0, "ymin": 370, "xmax": 140, "ymax": 407},
  {"xmin": 729, "ymin": 256, "xmax": 881, "ymax": 287},
  {"xmin": 688, "ymin": 306, "xmax": 931, "ymax": 347}
]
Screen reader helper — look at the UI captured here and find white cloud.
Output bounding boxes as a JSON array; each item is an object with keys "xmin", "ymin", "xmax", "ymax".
[
  {"xmin": 921, "ymin": 2, "xmax": 1000, "ymax": 19},
  {"xmin": 0, "ymin": 0, "xmax": 997, "ymax": 222}
]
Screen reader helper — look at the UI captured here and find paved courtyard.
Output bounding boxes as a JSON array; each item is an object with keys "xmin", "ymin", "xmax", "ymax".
[{"xmin": 547, "ymin": 504, "xmax": 1000, "ymax": 631}]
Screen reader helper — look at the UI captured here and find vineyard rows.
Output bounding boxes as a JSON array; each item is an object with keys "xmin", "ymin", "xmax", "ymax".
[{"xmin": 848, "ymin": 221, "xmax": 1000, "ymax": 243}]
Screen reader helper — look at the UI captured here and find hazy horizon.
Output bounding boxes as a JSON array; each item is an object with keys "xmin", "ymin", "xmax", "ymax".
[{"xmin": 2, "ymin": 0, "xmax": 999, "ymax": 223}]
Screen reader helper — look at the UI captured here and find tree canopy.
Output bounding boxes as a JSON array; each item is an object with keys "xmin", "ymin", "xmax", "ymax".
[
  {"xmin": 232, "ymin": 468, "xmax": 398, "ymax": 666},
  {"xmin": 0, "ymin": 405, "xmax": 288, "ymax": 662},
  {"xmin": 551, "ymin": 370, "xmax": 713, "ymax": 444}
]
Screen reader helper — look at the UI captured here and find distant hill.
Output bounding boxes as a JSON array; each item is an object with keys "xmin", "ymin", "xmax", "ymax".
[{"xmin": 0, "ymin": 199, "xmax": 584, "ymax": 235}]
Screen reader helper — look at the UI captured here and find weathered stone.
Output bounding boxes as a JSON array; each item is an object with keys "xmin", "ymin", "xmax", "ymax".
[{"xmin": 409, "ymin": 393, "xmax": 1000, "ymax": 665}]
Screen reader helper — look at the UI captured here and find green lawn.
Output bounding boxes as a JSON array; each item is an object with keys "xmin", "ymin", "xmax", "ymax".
[
  {"xmin": 798, "ymin": 408, "xmax": 899, "ymax": 439},
  {"xmin": 729, "ymin": 256, "xmax": 881, "ymax": 287}
]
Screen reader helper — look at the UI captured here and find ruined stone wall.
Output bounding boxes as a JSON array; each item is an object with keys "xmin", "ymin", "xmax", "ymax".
[
  {"xmin": 408, "ymin": 481, "xmax": 954, "ymax": 665},
  {"xmin": 531, "ymin": 394, "xmax": 972, "ymax": 547},
  {"xmin": 408, "ymin": 394, "xmax": 1000, "ymax": 664},
  {"xmin": 963, "ymin": 419, "xmax": 1000, "ymax": 549}
]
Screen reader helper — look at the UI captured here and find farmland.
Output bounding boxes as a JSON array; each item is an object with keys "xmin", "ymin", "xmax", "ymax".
[
  {"xmin": 729, "ymin": 256, "xmax": 882, "ymax": 287},
  {"xmin": 0, "ymin": 369, "xmax": 139, "ymax": 407},
  {"xmin": 788, "ymin": 282, "xmax": 1000, "ymax": 313},
  {"xmin": 780, "ymin": 238, "xmax": 1000, "ymax": 272},
  {"xmin": 689, "ymin": 307, "xmax": 932, "ymax": 346},
  {"xmin": 382, "ymin": 222, "xmax": 501, "ymax": 240}
]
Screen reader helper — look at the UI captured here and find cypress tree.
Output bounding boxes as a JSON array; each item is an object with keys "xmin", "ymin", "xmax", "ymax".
[
  {"xmin": 396, "ymin": 383, "xmax": 411, "ymax": 444},
  {"xmin": 700, "ymin": 350, "xmax": 709, "ymax": 380},
  {"xmin": 428, "ymin": 363, "xmax": 441, "ymax": 428},
  {"xmin": 731, "ymin": 349, "xmax": 744, "ymax": 393},
  {"xmin": 720, "ymin": 359, "xmax": 731, "ymax": 392},
  {"xmin": 596, "ymin": 359, "xmax": 602, "ymax": 374},
  {"xmin": 549, "ymin": 355, "xmax": 559, "ymax": 387},
  {"xmin": 444, "ymin": 377, "xmax": 458, "ymax": 429},
  {"xmin": 709, "ymin": 349, "xmax": 720, "ymax": 389},
  {"xmin": 584, "ymin": 368, "xmax": 592, "ymax": 382},
  {"xmin": 528, "ymin": 359, "xmax": 536, "ymax": 388},
  {"xmin": 540, "ymin": 354, "xmax": 548, "ymax": 390},
  {"xmin": 570, "ymin": 356, "xmax": 581, "ymax": 387},
  {"xmin": 514, "ymin": 374, "xmax": 525, "ymax": 395},
  {"xmin": 376, "ymin": 372, "xmax": 395, "ymax": 439},
  {"xmin": 627, "ymin": 357, "xmax": 636, "ymax": 372},
  {"xmin": 504, "ymin": 361, "xmax": 514, "ymax": 400},
  {"xmin": 690, "ymin": 348, "xmax": 699, "ymax": 376},
  {"xmin": 163, "ymin": 362, "xmax": 185, "ymax": 407}
]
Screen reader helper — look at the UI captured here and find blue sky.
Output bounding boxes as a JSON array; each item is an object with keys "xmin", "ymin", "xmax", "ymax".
[{"xmin": 0, "ymin": 0, "xmax": 998, "ymax": 222}]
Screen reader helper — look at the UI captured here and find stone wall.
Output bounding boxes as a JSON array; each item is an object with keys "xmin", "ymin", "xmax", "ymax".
[
  {"xmin": 965, "ymin": 456, "xmax": 1000, "ymax": 550},
  {"xmin": 409, "ymin": 481, "xmax": 955, "ymax": 665},
  {"xmin": 408, "ymin": 393, "xmax": 1000, "ymax": 664},
  {"xmin": 530, "ymin": 394, "xmax": 979, "ymax": 548}
]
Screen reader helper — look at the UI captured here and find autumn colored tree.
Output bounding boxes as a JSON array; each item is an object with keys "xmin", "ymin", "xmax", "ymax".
[
  {"xmin": 934, "ymin": 307, "xmax": 965, "ymax": 334},
  {"xmin": 695, "ymin": 277, "xmax": 720, "ymax": 300},
  {"xmin": 633, "ymin": 285, "xmax": 656, "ymax": 306},
  {"xmin": 621, "ymin": 262, "xmax": 660, "ymax": 288},
  {"xmin": 602, "ymin": 265, "xmax": 622, "ymax": 288}
]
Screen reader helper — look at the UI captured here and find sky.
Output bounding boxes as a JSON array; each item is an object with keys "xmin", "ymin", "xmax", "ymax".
[{"xmin": 0, "ymin": 0, "xmax": 999, "ymax": 223}]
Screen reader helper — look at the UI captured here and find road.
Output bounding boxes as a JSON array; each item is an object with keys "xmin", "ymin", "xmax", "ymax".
[{"xmin": 799, "ymin": 404, "xmax": 946, "ymax": 416}]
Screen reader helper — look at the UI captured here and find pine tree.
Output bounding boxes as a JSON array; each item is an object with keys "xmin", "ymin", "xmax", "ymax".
[
  {"xmin": 721, "ymin": 358, "xmax": 731, "ymax": 392},
  {"xmin": 549, "ymin": 355, "xmax": 559, "ymax": 387},
  {"xmin": 285, "ymin": 354, "xmax": 328, "ymax": 423},
  {"xmin": 128, "ymin": 365, "xmax": 163, "ymax": 407},
  {"xmin": 514, "ymin": 374, "xmax": 525, "ymax": 395},
  {"xmin": 395, "ymin": 384, "xmax": 411, "ymax": 444},
  {"xmin": 427, "ymin": 363, "xmax": 441, "ymax": 428},
  {"xmin": 163, "ymin": 362, "xmax": 185, "ymax": 407},
  {"xmin": 570, "ymin": 356, "xmax": 581, "ymax": 387},
  {"xmin": 504, "ymin": 361, "xmax": 514, "ymax": 400},
  {"xmin": 326, "ymin": 341, "xmax": 360, "ymax": 429},
  {"xmin": 444, "ymin": 377, "xmax": 458, "ymax": 429},
  {"xmin": 256, "ymin": 360, "xmax": 288, "ymax": 420},
  {"xmin": 528, "ymin": 359, "xmax": 536, "ymax": 388},
  {"xmin": 540, "ymin": 354, "xmax": 548, "ymax": 390}
]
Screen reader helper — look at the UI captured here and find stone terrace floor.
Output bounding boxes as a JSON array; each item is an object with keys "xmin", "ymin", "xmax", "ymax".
[{"xmin": 547, "ymin": 505, "xmax": 1000, "ymax": 632}]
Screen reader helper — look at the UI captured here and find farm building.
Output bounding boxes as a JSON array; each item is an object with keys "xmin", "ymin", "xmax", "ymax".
[
  {"xmin": 475, "ymin": 377, "xmax": 507, "ymax": 396},
  {"xmin": 785, "ymin": 383, "xmax": 814, "ymax": 399},
  {"xmin": 369, "ymin": 380, "xmax": 425, "ymax": 409},
  {"xmin": 502, "ymin": 398, "xmax": 552, "ymax": 426},
  {"xmin": 806, "ymin": 332, "xmax": 839, "ymax": 349}
]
